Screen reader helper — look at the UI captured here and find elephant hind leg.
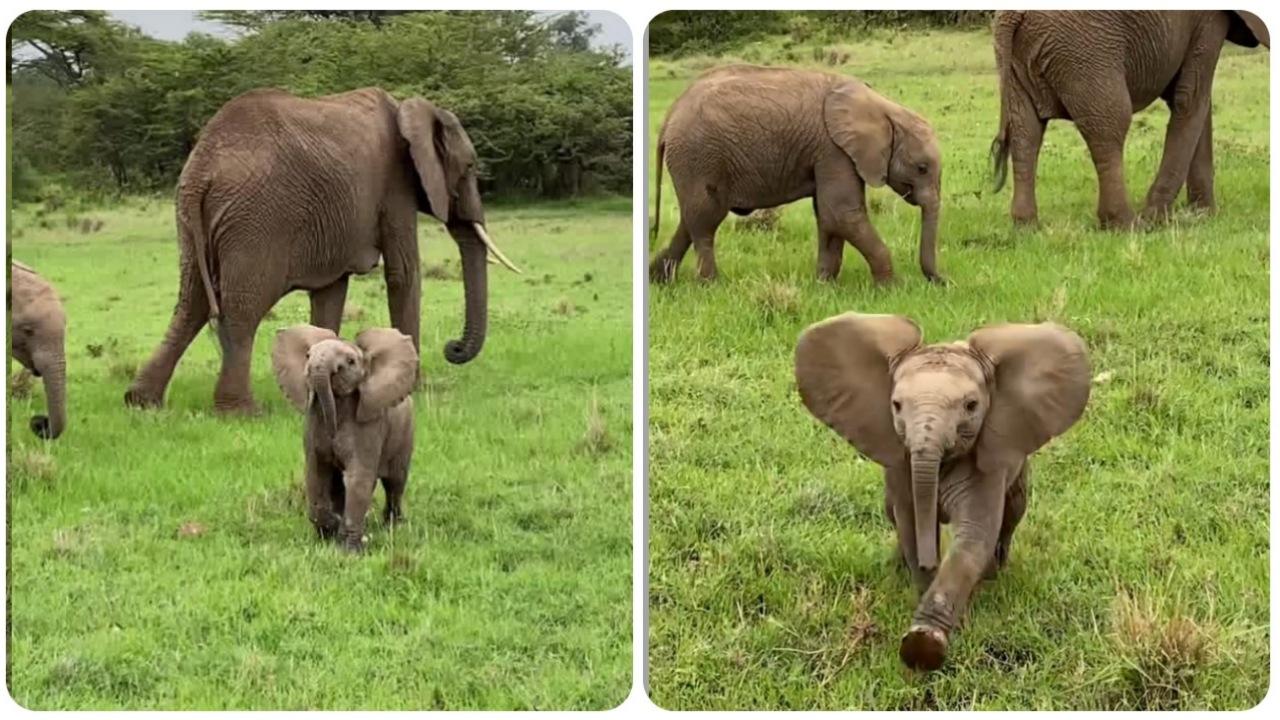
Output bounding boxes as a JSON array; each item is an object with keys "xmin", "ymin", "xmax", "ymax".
[
  {"xmin": 125, "ymin": 261, "xmax": 211, "ymax": 409},
  {"xmin": 1062, "ymin": 83, "xmax": 1137, "ymax": 230},
  {"xmin": 985, "ymin": 463, "xmax": 1029, "ymax": 580},
  {"xmin": 1008, "ymin": 107, "xmax": 1047, "ymax": 227},
  {"xmin": 1184, "ymin": 110, "xmax": 1214, "ymax": 212},
  {"xmin": 682, "ymin": 195, "xmax": 728, "ymax": 282},
  {"xmin": 381, "ymin": 475, "xmax": 406, "ymax": 526}
]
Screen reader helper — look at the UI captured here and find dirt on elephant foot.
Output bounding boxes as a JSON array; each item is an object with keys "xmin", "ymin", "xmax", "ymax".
[{"xmin": 900, "ymin": 625, "xmax": 949, "ymax": 671}]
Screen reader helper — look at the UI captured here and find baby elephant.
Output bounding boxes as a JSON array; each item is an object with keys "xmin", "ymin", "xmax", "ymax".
[
  {"xmin": 794, "ymin": 312, "xmax": 1091, "ymax": 671},
  {"xmin": 9, "ymin": 260, "xmax": 68, "ymax": 440},
  {"xmin": 271, "ymin": 324, "xmax": 418, "ymax": 552}
]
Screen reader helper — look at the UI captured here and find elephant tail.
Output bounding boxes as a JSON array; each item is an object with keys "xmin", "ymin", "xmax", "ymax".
[
  {"xmin": 178, "ymin": 184, "xmax": 221, "ymax": 321},
  {"xmin": 651, "ymin": 138, "xmax": 666, "ymax": 240},
  {"xmin": 990, "ymin": 11, "xmax": 1025, "ymax": 194}
]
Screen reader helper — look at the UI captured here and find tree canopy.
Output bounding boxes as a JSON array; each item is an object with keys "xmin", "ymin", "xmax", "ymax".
[{"xmin": 9, "ymin": 10, "xmax": 631, "ymax": 203}]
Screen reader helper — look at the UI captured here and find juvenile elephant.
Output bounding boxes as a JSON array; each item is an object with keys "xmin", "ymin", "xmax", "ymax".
[
  {"xmin": 991, "ymin": 10, "xmax": 1270, "ymax": 229},
  {"xmin": 272, "ymin": 324, "xmax": 417, "ymax": 552},
  {"xmin": 10, "ymin": 261, "xmax": 68, "ymax": 440},
  {"xmin": 125, "ymin": 86, "xmax": 520, "ymax": 416},
  {"xmin": 649, "ymin": 64, "xmax": 946, "ymax": 286},
  {"xmin": 794, "ymin": 312, "xmax": 1091, "ymax": 671}
]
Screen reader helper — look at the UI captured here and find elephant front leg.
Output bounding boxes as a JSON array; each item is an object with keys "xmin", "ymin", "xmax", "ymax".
[
  {"xmin": 814, "ymin": 202, "xmax": 845, "ymax": 281},
  {"xmin": 338, "ymin": 470, "xmax": 378, "ymax": 553},
  {"xmin": 383, "ymin": 261, "xmax": 422, "ymax": 386},
  {"xmin": 381, "ymin": 475, "xmax": 407, "ymax": 526},
  {"xmin": 305, "ymin": 454, "xmax": 342, "ymax": 540},
  {"xmin": 899, "ymin": 478, "xmax": 1003, "ymax": 672},
  {"xmin": 308, "ymin": 276, "xmax": 350, "ymax": 334}
]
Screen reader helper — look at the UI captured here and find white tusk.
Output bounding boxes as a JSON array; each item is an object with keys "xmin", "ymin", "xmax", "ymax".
[
  {"xmin": 486, "ymin": 255, "xmax": 498, "ymax": 266},
  {"xmin": 472, "ymin": 223, "xmax": 522, "ymax": 274}
]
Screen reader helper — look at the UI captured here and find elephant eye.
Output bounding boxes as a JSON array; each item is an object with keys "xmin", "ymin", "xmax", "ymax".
[
  {"xmin": 965, "ymin": 399, "xmax": 979, "ymax": 413},
  {"xmin": 916, "ymin": 163, "xmax": 929, "ymax": 175},
  {"xmin": 892, "ymin": 400, "xmax": 902, "ymax": 413}
]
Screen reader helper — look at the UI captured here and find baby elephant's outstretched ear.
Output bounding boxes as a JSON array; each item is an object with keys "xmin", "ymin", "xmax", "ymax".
[
  {"xmin": 967, "ymin": 322, "xmax": 1091, "ymax": 474},
  {"xmin": 272, "ymin": 324, "xmax": 340, "ymax": 412},
  {"xmin": 354, "ymin": 328, "xmax": 418, "ymax": 422}
]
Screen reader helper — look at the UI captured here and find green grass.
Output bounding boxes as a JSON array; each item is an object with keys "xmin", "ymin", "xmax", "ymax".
[
  {"xmin": 6, "ymin": 197, "xmax": 633, "ymax": 710},
  {"xmin": 645, "ymin": 28, "xmax": 1269, "ymax": 710}
]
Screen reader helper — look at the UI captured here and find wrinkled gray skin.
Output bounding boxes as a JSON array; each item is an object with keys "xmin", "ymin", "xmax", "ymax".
[
  {"xmin": 991, "ymin": 10, "xmax": 1270, "ymax": 229},
  {"xmin": 125, "ymin": 86, "xmax": 520, "ymax": 417},
  {"xmin": 272, "ymin": 324, "xmax": 418, "ymax": 553},
  {"xmin": 10, "ymin": 261, "xmax": 68, "ymax": 440},
  {"xmin": 650, "ymin": 64, "xmax": 945, "ymax": 286},
  {"xmin": 795, "ymin": 313, "xmax": 1091, "ymax": 671}
]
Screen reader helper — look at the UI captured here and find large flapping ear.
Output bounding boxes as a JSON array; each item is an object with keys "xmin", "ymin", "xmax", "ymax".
[
  {"xmin": 397, "ymin": 97, "xmax": 451, "ymax": 224},
  {"xmin": 794, "ymin": 312, "xmax": 922, "ymax": 466},
  {"xmin": 823, "ymin": 81, "xmax": 893, "ymax": 187},
  {"xmin": 1227, "ymin": 12, "xmax": 1269, "ymax": 49},
  {"xmin": 271, "ymin": 324, "xmax": 339, "ymax": 412},
  {"xmin": 355, "ymin": 327, "xmax": 419, "ymax": 422},
  {"xmin": 968, "ymin": 323, "xmax": 1091, "ymax": 474}
]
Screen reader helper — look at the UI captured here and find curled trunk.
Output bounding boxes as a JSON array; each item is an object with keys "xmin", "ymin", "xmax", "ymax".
[
  {"xmin": 911, "ymin": 451, "xmax": 941, "ymax": 572},
  {"xmin": 444, "ymin": 226, "xmax": 490, "ymax": 364},
  {"xmin": 31, "ymin": 351, "xmax": 66, "ymax": 440},
  {"xmin": 309, "ymin": 367, "xmax": 337, "ymax": 437}
]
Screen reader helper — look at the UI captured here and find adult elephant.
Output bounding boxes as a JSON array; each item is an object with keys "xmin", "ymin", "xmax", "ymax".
[
  {"xmin": 649, "ymin": 64, "xmax": 946, "ymax": 286},
  {"xmin": 124, "ymin": 87, "xmax": 520, "ymax": 415},
  {"xmin": 990, "ymin": 11, "xmax": 1270, "ymax": 230}
]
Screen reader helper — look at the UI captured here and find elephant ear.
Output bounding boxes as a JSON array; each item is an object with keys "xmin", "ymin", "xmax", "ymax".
[
  {"xmin": 823, "ymin": 82, "xmax": 893, "ymax": 187},
  {"xmin": 355, "ymin": 328, "xmax": 418, "ymax": 422},
  {"xmin": 1227, "ymin": 12, "xmax": 1269, "ymax": 49},
  {"xmin": 795, "ymin": 312, "xmax": 922, "ymax": 466},
  {"xmin": 271, "ymin": 324, "xmax": 339, "ymax": 413},
  {"xmin": 968, "ymin": 323, "xmax": 1092, "ymax": 474},
  {"xmin": 397, "ymin": 97, "xmax": 451, "ymax": 224}
]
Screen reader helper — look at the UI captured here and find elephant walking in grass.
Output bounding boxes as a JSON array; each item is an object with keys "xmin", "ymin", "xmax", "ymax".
[
  {"xmin": 10, "ymin": 261, "xmax": 68, "ymax": 439},
  {"xmin": 990, "ymin": 10, "xmax": 1270, "ymax": 230},
  {"xmin": 125, "ymin": 86, "xmax": 521, "ymax": 416},
  {"xmin": 649, "ymin": 65, "xmax": 946, "ymax": 286},
  {"xmin": 795, "ymin": 312, "xmax": 1091, "ymax": 671}
]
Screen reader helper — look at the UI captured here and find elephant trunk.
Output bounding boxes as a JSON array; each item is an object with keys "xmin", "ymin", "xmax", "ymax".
[
  {"xmin": 444, "ymin": 224, "xmax": 491, "ymax": 365},
  {"xmin": 910, "ymin": 449, "xmax": 941, "ymax": 573},
  {"xmin": 918, "ymin": 198, "xmax": 941, "ymax": 282},
  {"xmin": 309, "ymin": 366, "xmax": 338, "ymax": 438},
  {"xmin": 31, "ymin": 349, "xmax": 66, "ymax": 440}
]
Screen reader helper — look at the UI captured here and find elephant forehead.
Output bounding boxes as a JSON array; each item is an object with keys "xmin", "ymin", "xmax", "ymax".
[
  {"xmin": 894, "ymin": 347, "xmax": 986, "ymax": 388},
  {"xmin": 308, "ymin": 339, "xmax": 354, "ymax": 358}
]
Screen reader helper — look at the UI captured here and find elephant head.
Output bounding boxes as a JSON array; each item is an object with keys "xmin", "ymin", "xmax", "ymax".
[
  {"xmin": 794, "ymin": 312, "xmax": 1090, "ymax": 573},
  {"xmin": 824, "ymin": 82, "xmax": 944, "ymax": 282},
  {"xmin": 1226, "ymin": 11, "xmax": 1270, "ymax": 48},
  {"xmin": 272, "ymin": 324, "xmax": 419, "ymax": 435},
  {"xmin": 395, "ymin": 97, "xmax": 521, "ymax": 366}
]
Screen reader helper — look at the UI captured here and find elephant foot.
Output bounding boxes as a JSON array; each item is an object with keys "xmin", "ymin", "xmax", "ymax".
[
  {"xmin": 923, "ymin": 271, "xmax": 949, "ymax": 286},
  {"xmin": 648, "ymin": 259, "xmax": 677, "ymax": 284},
  {"xmin": 1011, "ymin": 212, "xmax": 1038, "ymax": 228},
  {"xmin": 29, "ymin": 415, "xmax": 59, "ymax": 440},
  {"xmin": 900, "ymin": 624, "xmax": 948, "ymax": 671},
  {"xmin": 1099, "ymin": 209, "xmax": 1139, "ymax": 232},
  {"xmin": 339, "ymin": 532, "xmax": 368, "ymax": 554},
  {"xmin": 124, "ymin": 387, "xmax": 164, "ymax": 409}
]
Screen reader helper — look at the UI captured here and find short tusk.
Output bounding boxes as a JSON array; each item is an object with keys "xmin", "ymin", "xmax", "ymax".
[
  {"xmin": 473, "ymin": 223, "xmax": 522, "ymax": 274},
  {"xmin": 486, "ymin": 255, "xmax": 498, "ymax": 266}
]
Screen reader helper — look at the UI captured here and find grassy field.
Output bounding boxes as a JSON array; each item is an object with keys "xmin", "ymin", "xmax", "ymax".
[
  {"xmin": 645, "ymin": 28, "xmax": 1269, "ymax": 710},
  {"xmin": 6, "ymin": 196, "xmax": 633, "ymax": 709}
]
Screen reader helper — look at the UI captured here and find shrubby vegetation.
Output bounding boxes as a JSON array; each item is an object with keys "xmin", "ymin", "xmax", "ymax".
[
  {"xmin": 9, "ymin": 10, "xmax": 631, "ymax": 203},
  {"xmin": 648, "ymin": 10, "xmax": 993, "ymax": 57}
]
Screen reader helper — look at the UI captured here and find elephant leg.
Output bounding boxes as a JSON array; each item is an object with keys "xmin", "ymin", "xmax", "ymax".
[
  {"xmin": 648, "ymin": 220, "xmax": 693, "ymax": 283},
  {"xmin": 815, "ymin": 160, "xmax": 893, "ymax": 284},
  {"xmin": 1142, "ymin": 70, "xmax": 1218, "ymax": 223},
  {"xmin": 1060, "ymin": 80, "xmax": 1136, "ymax": 230},
  {"xmin": 308, "ymin": 276, "xmax": 350, "ymax": 334},
  {"xmin": 379, "ymin": 227, "xmax": 422, "ymax": 382},
  {"xmin": 985, "ymin": 463, "xmax": 1028, "ymax": 580},
  {"xmin": 1185, "ymin": 110, "xmax": 1214, "ymax": 213},
  {"xmin": 381, "ymin": 475, "xmax": 406, "ymax": 526},
  {"xmin": 339, "ymin": 470, "xmax": 378, "ymax": 553},
  {"xmin": 328, "ymin": 465, "xmax": 346, "ymax": 518},
  {"xmin": 899, "ymin": 475, "xmax": 1003, "ymax": 671},
  {"xmin": 125, "ymin": 262, "xmax": 211, "ymax": 409},
  {"xmin": 306, "ymin": 454, "xmax": 342, "ymax": 540},
  {"xmin": 1009, "ymin": 112, "xmax": 1047, "ymax": 227},
  {"xmin": 814, "ymin": 198, "xmax": 845, "ymax": 281},
  {"xmin": 685, "ymin": 200, "xmax": 727, "ymax": 282}
]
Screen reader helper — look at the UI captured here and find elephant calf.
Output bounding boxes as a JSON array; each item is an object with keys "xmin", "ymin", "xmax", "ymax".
[
  {"xmin": 272, "ymin": 324, "xmax": 418, "ymax": 552},
  {"xmin": 10, "ymin": 261, "xmax": 67, "ymax": 440},
  {"xmin": 795, "ymin": 312, "xmax": 1091, "ymax": 671},
  {"xmin": 650, "ymin": 64, "xmax": 945, "ymax": 286}
]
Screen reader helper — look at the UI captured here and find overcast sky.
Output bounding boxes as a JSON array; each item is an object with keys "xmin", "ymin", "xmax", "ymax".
[{"xmin": 108, "ymin": 10, "xmax": 633, "ymax": 60}]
